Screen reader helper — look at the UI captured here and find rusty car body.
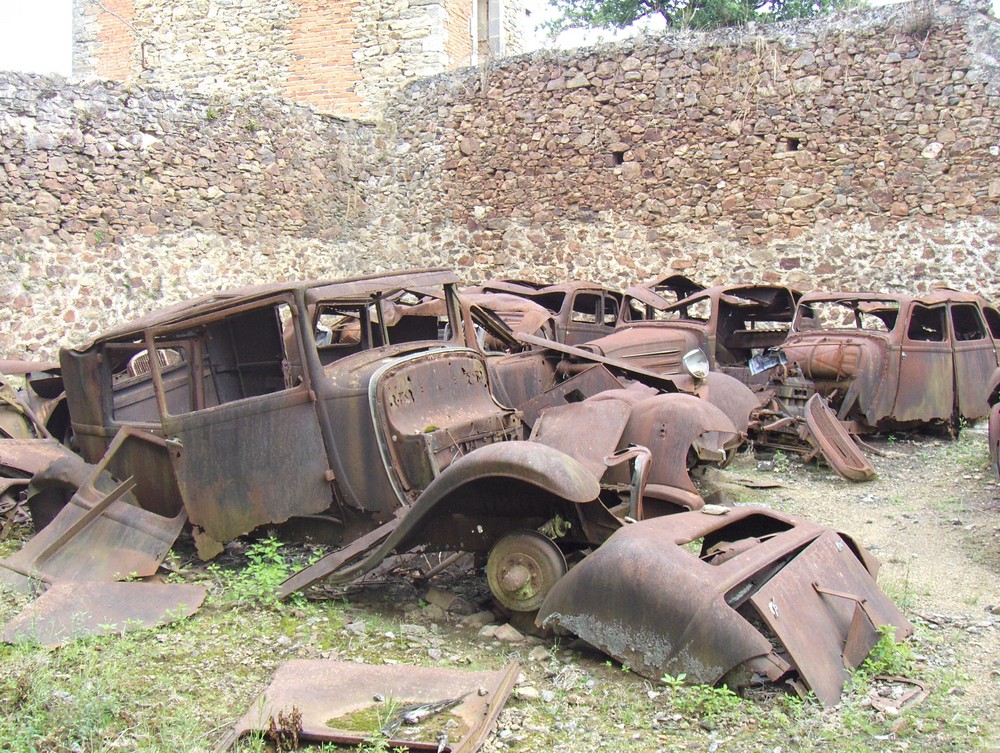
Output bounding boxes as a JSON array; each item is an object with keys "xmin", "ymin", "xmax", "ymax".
[
  {"xmin": 582, "ymin": 283, "xmax": 801, "ymax": 384},
  {"xmin": 775, "ymin": 290, "xmax": 1000, "ymax": 432},
  {"xmin": 988, "ymin": 366, "xmax": 1000, "ymax": 480},
  {"xmin": 9, "ymin": 268, "xmax": 755, "ymax": 613},
  {"xmin": 469, "ymin": 280, "xmax": 623, "ymax": 345},
  {"xmin": 536, "ymin": 505, "xmax": 912, "ymax": 705}
]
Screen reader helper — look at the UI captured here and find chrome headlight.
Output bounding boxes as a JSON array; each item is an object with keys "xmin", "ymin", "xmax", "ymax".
[{"xmin": 682, "ymin": 348, "xmax": 710, "ymax": 380}]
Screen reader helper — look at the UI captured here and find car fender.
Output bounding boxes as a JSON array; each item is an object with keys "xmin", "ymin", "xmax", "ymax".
[{"xmin": 320, "ymin": 441, "xmax": 604, "ymax": 585}]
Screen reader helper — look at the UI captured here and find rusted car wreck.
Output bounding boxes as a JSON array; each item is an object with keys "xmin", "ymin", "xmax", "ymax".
[
  {"xmin": 774, "ymin": 290, "xmax": 1000, "ymax": 433},
  {"xmin": 0, "ymin": 269, "xmax": 910, "ymax": 705},
  {"xmin": 3, "ymin": 270, "xmax": 742, "ymax": 589}
]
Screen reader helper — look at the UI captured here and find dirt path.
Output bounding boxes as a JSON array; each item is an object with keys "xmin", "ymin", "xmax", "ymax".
[{"xmin": 736, "ymin": 428, "xmax": 1000, "ymax": 726}]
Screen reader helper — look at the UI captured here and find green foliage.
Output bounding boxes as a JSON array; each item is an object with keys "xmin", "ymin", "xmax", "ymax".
[
  {"xmin": 205, "ymin": 106, "xmax": 220, "ymax": 121},
  {"xmin": 659, "ymin": 673, "xmax": 744, "ymax": 723},
  {"xmin": 544, "ymin": 0, "xmax": 865, "ymax": 33},
  {"xmin": 209, "ymin": 537, "xmax": 292, "ymax": 606},
  {"xmin": 858, "ymin": 625, "xmax": 915, "ymax": 679}
]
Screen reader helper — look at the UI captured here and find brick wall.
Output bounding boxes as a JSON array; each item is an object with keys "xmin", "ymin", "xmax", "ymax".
[
  {"xmin": 445, "ymin": 0, "xmax": 474, "ymax": 68},
  {"xmin": 286, "ymin": 0, "xmax": 366, "ymax": 116}
]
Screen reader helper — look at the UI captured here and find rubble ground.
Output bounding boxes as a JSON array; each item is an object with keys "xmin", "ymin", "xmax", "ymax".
[{"xmin": 0, "ymin": 431, "xmax": 997, "ymax": 753}]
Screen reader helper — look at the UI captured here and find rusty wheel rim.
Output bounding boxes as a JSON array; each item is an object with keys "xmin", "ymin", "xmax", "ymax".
[{"xmin": 486, "ymin": 530, "xmax": 567, "ymax": 612}]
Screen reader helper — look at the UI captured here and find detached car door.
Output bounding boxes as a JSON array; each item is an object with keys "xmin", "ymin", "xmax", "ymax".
[{"xmin": 153, "ymin": 297, "xmax": 334, "ymax": 545}]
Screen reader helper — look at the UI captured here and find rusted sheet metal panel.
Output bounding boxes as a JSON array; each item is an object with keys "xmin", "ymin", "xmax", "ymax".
[
  {"xmin": 1, "ymin": 582, "xmax": 206, "ymax": 647},
  {"xmin": 537, "ymin": 507, "xmax": 908, "ymax": 703},
  {"xmin": 695, "ymin": 372, "xmax": 763, "ymax": 435},
  {"xmin": 161, "ymin": 387, "xmax": 333, "ymax": 544},
  {"xmin": 586, "ymin": 325, "xmax": 694, "ymax": 374},
  {"xmin": 893, "ymin": 342, "xmax": 953, "ymax": 424},
  {"xmin": 618, "ymin": 393, "xmax": 739, "ymax": 494},
  {"xmin": 803, "ymin": 394, "xmax": 876, "ymax": 482},
  {"xmin": 989, "ymin": 401, "xmax": 1000, "ymax": 482},
  {"xmin": 537, "ymin": 511, "xmax": 802, "ymax": 685},
  {"xmin": 952, "ymin": 338, "xmax": 997, "ymax": 419},
  {"xmin": 0, "ymin": 438, "xmax": 76, "ymax": 477},
  {"xmin": 213, "ymin": 660, "xmax": 520, "ymax": 753},
  {"xmin": 529, "ymin": 400, "xmax": 632, "ymax": 480},
  {"xmin": 375, "ymin": 351, "xmax": 520, "ymax": 497},
  {"xmin": 749, "ymin": 531, "xmax": 913, "ymax": 706},
  {"xmin": 517, "ymin": 364, "xmax": 623, "ymax": 428},
  {"xmin": 0, "ymin": 429, "xmax": 186, "ymax": 593}
]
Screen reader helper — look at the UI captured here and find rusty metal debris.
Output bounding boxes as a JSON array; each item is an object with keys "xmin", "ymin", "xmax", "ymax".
[
  {"xmin": 212, "ymin": 660, "xmax": 520, "ymax": 753},
  {"xmin": 1, "ymin": 581, "xmax": 206, "ymax": 647},
  {"xmin": 565, "ymin": 282, "xmax": 881, "ymax": 479},
  {"xmin": 0, "ymin": 269, "xmax": 925, "ymax": 709},
  {"xmin": 536, "ymin": 506, "xmax": 912, "ymax": 706},
  {"xmin": 0, "ymin": 427, "xmax": 186, "ymax": 594},
  {"xmin": 868, "ymin": 676, "xmax": 930, "ymax": 714}
]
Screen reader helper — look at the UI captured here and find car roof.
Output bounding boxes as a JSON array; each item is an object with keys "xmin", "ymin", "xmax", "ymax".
[
  {"xmin": 71, "ymin": 268, "xmax": 457, "ymax": 349},
  {"xmin": 797, "ymin": 288, "xmax": 991, "ymax": 307}
]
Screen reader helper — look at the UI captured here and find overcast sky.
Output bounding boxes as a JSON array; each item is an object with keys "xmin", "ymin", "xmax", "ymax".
[{"xmin": 0, "ymin": 0, "xmax": 73, "ymax": 75}]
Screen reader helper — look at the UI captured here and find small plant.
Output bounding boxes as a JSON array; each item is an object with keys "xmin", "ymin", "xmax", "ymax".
[
  {"xmin": 206, "ymin": 106, "xmax": 220, "ymax": 121},
  {"xmin": 772, "ymin": 450, "xmax": 790, "ymax": 473},
  {"xmin": 852, "ymin": 626, "xmax": 915, "ymax": 691},
  {"xmin": 210, "ymin": 537, "xmax": 291, "ymax": 606},
  {"xmin": 246, "ymin": 118, "xmax": 261, "ymax": 132},
  {"xmin": 660, "ymin": 673, "xmax": 744, "ymax": 724}
]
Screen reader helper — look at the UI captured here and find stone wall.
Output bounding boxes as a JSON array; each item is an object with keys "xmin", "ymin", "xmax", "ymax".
[
  {"xmin": 3, "ymin": 0, "xmax": 999, "ymax": 361},
  {"xmin": 72, "ymin": 0, "xmax": 530, "ymax": 118},
  {"xmin": 0, "ymin": 73, "xmax": 396, "ymax": 357},
  {"xmin": 377, "ymin": 0, "xmax": 1000, "ymax": 292}
]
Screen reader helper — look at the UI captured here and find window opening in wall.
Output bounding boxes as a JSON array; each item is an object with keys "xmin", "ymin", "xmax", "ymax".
[
  {"xmin": 611, "ymin": 151, "xmax": 625, "ymax": 165},
  {"xmin": 785, "ymin": 137, "xmax": 801, "ymax": 152}
]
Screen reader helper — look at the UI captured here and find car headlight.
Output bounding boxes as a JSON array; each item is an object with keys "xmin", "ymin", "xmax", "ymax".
[{"xmin": 682, "ymin": 348, "xmax": 710, "ymax": 380}]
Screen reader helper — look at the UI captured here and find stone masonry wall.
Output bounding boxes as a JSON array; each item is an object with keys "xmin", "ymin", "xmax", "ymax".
[
  {"xmin": 0, "ymin": 73, "xmax": 398, "ymax": 357},
  {"xmin": 374, "ymin": 0, "xmax": 999, "ymax": 295},
  {"xmin": 3, "ymin": 0, "xmax": 998, "ymax": 360},
  {"xmin": 72, "ymin": 0, "xmax": 529, "ymax": 118}
]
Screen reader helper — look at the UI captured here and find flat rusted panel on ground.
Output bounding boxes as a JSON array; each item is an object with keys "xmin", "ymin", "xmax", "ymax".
[
  {"xmin": 0, "ymin": 581, "xmax": 206, "ymax": 647},
  {"xmin": 213, "ymin": 660, "xmax": 520, "ymax": 753}
]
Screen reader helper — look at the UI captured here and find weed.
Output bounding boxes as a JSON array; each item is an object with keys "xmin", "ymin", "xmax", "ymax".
[
  {"xmin": 853, "ymin": 625, "xmax": 915, "ymax": 687},
  {"xmin": 206, "ymin": 106, "xmax": 220, "ymax": 121},
  {"xmin": 772, "ymin": 450, "xmax": 790, "ymax": 473},
  {"xmin": 660, "ymin": 674, "xmax": 744, "ymax": 725},
  {"xmin": 246, "ymin": 118, "xmax": 261, "ymax": 132},
  {"xmin": 209, "ymin": 537, "xmax": 292, "ymax": 606}
]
